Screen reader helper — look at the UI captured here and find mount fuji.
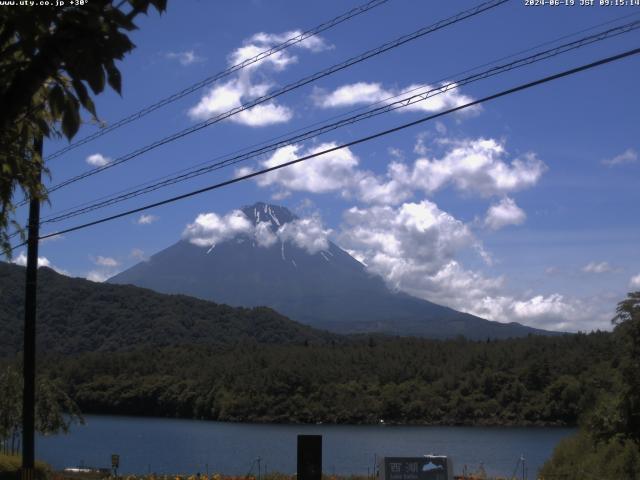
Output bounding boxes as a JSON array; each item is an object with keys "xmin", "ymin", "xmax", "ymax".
[{"xmin": 108, "ymin": 202, "xmax": 553, "ymax": 339}]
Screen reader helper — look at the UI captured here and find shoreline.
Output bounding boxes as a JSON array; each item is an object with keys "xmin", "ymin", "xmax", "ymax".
[{"xmin": 71, "ymin": 411, "xmax": 576, "ymax": 429}]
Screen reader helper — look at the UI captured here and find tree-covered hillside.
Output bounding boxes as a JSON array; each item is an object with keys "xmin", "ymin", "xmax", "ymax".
[
  {"xmin": 31, "ymin": 331, "xmax": 615, "ymax": 426},
  {"xmin": 0, "ymin": 262, "xmax": 337, "ymax": 356}
]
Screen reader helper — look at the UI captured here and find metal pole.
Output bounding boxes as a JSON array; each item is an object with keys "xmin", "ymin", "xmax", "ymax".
[{"xmin": 22, "ymin": 136, "xmax": 42, "ymax": 480}]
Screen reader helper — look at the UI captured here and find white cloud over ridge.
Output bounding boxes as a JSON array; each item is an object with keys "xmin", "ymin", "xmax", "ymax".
[
  {"xmin": 87, "ymin": 270, "xmax": 112, "ymax": 283},
  {"xmin": 470, "ymin": 294, "xmax": 590, "ymax": 332},
  {"xmin": 336, "ymin": 201, "xmax": 595, "ymax": 331},
  {"xmin": 484, "ymin": 197, "xmax": 526, "ymax": 230},
  {"xmin": 13, "ymin": 252, "xmax": 52, "ymax": 269},
  {"xmin": 12, "ymin": 251, "xmax": 68, "ymax": 275},
  {"xmin": 278, "ymin": 216, "xmax": 331, "ymax": 254},
  {"xmin": 130, "ymin": 248, "xmax": 147, "ymax": 261},
  {"xmin": 182, "ymin": 209, "xmax": 331, "ymax": 255},
  {"xmin": 189, "ymin": 30, "xmax": 329, "ymax": 127},
  {"xmin": 87, "ymin": 256, "xmax": 120, "ymax": 282},
  {"xmin": 183, "ymin": 210, "xmax": 254, "ymax": 248}
]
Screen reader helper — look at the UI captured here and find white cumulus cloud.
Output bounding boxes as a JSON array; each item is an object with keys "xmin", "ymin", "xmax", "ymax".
[
  {"xmin": 87, "ymin": 270, "xmax": 112, "ymax": 283},
  {"xmin": 278, "ymin": 216, "xmax": 331, "ymax": 254},
  {"xmin": 130, "ymin": 248, "xmax": 147, "ymax": 261},
  {"xmin": 630, "ymin": 273, "xmax": 640, "ymax": 289},
  {"xmin": 189, "ymin": 30, "xmax": 328, "ymax": 127},
  {"xmin": 13, "ymin": 252, "xmax": 52, "ymax": 268},
  {"xmin": 94, "ymin": 256, "xmax": 119, "ymax": 267},
  {"xmin": 182, "ymin": 209, "xmax": 331, "ymax": 256},
  {"xmin": 254, "ymin": 221, "xmax": 279, "ymax": 248},
  {"xmin": 339, "ymin": 201, "xmax": 476, "ymax": 290},
  {"xmin": 257, "ymin": 143, "xmax": 360, "ymax": 194},
  {"xmin": 315, "ymin": 81, "xmax": 474, "ymax": 114},
  {"xmin": 188, "ymin": 78, "xmax": 292, "ymax": 127},
  {"xmin": 166, "ymin": 50, "xmax": 204, "ymax": 66},
  {"xmin": 86, "ymin": 153, "xmax": 111, "ymax": 167},
  {"xmin": 12, "ymin": 251, "xmax": 68, "ymax": 275},
  {"xmin": 255, "ymin": 144, "xmax": 411, "ymax": 205},
  {"xmin": 484, "ymin": 197, "xmax": 526, "ymax": 230},
  {"xmin": 253, "ymin": 137, "xmax": 545, "ymax": 205},
  {"xmin": 469, "ymin": 294, "xmax": 589, "ymax": 331},
  {"xmin": 183, "ymin": 210, "xmax": 254, "ymax": 248},
  {"xmin": 601, "ymin": 148, "xmax": 638, "ymax": 167},
  {"xmin": 582, "ymin": 261, "xmax": 613, "ymax": 274},
  {"xmin": 335, "ymin": 200, "xmax": 595, "ymax": 331},
  {"xmin": 137, "ymin": 214, "xmax": 158, "ymax": 225},
  {"xmin": 408, "ymin": 138, "xmax": 547, "ymax": 197}
]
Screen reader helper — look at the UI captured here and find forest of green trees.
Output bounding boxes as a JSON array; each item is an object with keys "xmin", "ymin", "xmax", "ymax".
[{"xmin": 1, "ymin": 331, "xmax": 615, "ymax": 427}]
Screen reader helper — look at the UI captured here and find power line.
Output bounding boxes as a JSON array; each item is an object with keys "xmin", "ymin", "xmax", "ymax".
[
  {"xmin": 36, "ymin": 12, "xmax": 640, "ymax": 222},
  {"xmin": 34, "ymin": 19, "xmax": 640, "ymax": 226},
  {"xmin": 43, "ymin": 0, "xmax": 391, "ymax": 162},
  {"xmin": 8, "ymin": 46, "xmax": 636, "ymax": 252},
  {"xmin": 38, "ymin": 8, "xmax": 638, "ymax": 199},
  {"xmin": 37, "ymin": 0, "xmax": 509, "ymax": 199}
]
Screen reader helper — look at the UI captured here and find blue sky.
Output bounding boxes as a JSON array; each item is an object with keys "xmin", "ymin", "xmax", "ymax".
[{"xmin": 7, "ymin": 0, "xmax": 640, "ymax": 331}]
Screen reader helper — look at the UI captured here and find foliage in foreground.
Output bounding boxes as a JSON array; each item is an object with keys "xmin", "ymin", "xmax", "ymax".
[
  {"xmin": 0, "ymin": 366, "xmax": 83, "ymax": 455},
  {"xmin": 539, "ymin": 430, "xmax": 640, "ymax": 480},
  {"xmin": 540, "ymin": 292, "xmax": 640, "ymax": 478},
  {"xmin": 0, "ymin": 454, "xmax": 50, "ymax": 480},
  {"xmin": 0, "ymin": 0, "xmax": 167, "ymax": 256}
]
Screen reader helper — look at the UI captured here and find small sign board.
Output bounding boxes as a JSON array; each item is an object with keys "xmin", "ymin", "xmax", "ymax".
[
  {"xmin": 111, "ymin": 454, "xmax": 120, "ymax": 469},
  {"xmin": 378, "ymin": 456, "xmax": 452, "ymax": 480}
]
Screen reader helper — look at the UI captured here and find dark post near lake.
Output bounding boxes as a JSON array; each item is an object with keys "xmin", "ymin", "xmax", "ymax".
[
  {"xmin": 22, "ymin": 136, "xmax": 43, "ymax": 480},
  {"xmin": 297, "ymin": 435, "xmax": 322, "ymax": 480}
]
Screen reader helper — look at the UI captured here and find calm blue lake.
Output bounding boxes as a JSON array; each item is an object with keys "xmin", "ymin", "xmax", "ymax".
[{"xmin": 36, "ymin": 415, "xmax": 575, "ymax": 478}]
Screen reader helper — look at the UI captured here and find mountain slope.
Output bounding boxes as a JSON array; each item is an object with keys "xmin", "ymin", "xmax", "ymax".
[
  {"xmin": 0, "ymin": 261, "xmax": 337, "ymax": 357},
  {"xmin": 109, "ymin": 202, "xmax": 553, "ymax": 339}
]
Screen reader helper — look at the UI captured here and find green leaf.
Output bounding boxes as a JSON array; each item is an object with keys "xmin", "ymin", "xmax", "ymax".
[
  {"xmin": 61, "ymin": 95, "xmax": 80, "ymax": 140},
  {"xmin": 47, "ymin": 84, "xmax": 65, "ymax": 119},
  {"xmin": 105, "ymin": 61, "xmax": 122, "ymax": 94},
  {"xmin": 71, "ymin": 78, "xmax": 96, "ymax": 118},
  {"xmin": 84, "ymin": 61, "xmax": 106, "ymax": 94}
]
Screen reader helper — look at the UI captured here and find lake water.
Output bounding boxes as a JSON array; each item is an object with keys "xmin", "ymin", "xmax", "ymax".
[{"xmin": 36, "ymin": 415, "xmax": 575, "ymax": 478}]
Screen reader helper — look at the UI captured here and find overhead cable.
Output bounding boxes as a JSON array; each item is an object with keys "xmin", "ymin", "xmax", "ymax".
[
  {"xmin": 36, "ymin": 20, "xmax": 640, "ymax": 226},
  {"xmin": 43, "ymin": 0, "xmax": 392, "ymax": 162},
  {"xmin": 37, "ymin": 0, "xmax": 509, "ymax": 198},
  {"xmin": 7, "ymin": 46, "xmax": 635, "ymax": 252}
]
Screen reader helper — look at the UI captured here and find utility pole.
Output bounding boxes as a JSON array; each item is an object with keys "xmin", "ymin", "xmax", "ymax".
[{"xmin": 22, "ymin": 136, "xmax": 43, "ymax": 480}]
